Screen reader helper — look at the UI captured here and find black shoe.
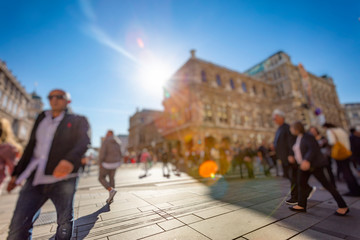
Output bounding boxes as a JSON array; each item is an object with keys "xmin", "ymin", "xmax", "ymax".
[
  {"xmin": 334, "ymin": 208, "xmax": 350, "ymax": 216},
  {"xmin": 343, "ymin": 192, "xmax": 360, "ymax": 197},
  {"xmin": 285, "ymin": 198, "xmax": 298, "ymax": 205}
]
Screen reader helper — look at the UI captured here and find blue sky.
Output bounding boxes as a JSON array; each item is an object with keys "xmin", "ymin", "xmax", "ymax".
[{"xmin": 0, "ymin": 0, "xmax": 359, "ymax": 147}]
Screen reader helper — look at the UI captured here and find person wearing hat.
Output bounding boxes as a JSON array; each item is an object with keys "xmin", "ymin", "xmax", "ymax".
[{"xmin": 7, "ymin": 89, "xmax": 91, "ymax": 240}]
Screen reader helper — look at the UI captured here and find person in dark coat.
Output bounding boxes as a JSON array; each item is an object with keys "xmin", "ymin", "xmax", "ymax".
[
  {"xmin": 7, "ymin": 89, "xmax": 91, "ymax": 240},
  {"xmin": 350, "ymin": 126, "xmax": 360, "ymax": 173},
  {"xmin": 272, "ymin": 109, "xmax": 298, "ymax": 205},
  {"xmin": 289, "ymin": 121, "xmax": 349, "ymax": 216}
]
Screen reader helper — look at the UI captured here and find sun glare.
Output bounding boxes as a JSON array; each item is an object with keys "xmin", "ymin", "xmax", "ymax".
[{"xmin": 138, "ymin": 58, "xmax": 173, "ymax": 96}]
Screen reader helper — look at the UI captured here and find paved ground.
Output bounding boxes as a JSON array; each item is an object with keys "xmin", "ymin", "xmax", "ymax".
[{"xmin": 0, "ymin": 163, "xmax": 359, "ymax": 240}]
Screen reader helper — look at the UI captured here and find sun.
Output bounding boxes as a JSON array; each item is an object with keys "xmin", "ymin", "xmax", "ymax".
[{"xmin": 137, "ymin": 58, "xmax": 174, "ymax": 96}]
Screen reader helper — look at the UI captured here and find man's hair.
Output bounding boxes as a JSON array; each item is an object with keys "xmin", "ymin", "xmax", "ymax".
[
  {"xmin": 322, "ymin": 122, "xmax": 337, "ymax": 129},
  {"xmin": 49, "ymin": 89, "xmax": 71, "ymax": 101},
  {"xmin": 292, "ymin": 121, "xmax": 305, "ymax": 134},
  {"xmin": 107, "ymin": 130, "xmax": 114, "ymax": 135},
  {"xmin": 272, "ymin": 109, "xmax": 285, "ymax": 118}
]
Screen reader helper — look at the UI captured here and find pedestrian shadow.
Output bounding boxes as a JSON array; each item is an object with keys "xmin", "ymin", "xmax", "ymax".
[
  {"xmin": 49, "ymin": 204, "xmax": 111, "ymax": 240},
  {"xmin": 74, "ymin": 204, "xmax": 110, "ymax": 239}
]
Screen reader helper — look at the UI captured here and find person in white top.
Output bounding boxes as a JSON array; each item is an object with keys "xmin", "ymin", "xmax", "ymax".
[{"xmin": 323, "ymin": 123, "xmax": 360, "ymax": 196}]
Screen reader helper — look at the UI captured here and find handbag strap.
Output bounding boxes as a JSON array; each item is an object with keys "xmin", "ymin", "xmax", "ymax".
[{"xmin": 330, "ymin": 129, "xmax": 339, "ymax": 143}]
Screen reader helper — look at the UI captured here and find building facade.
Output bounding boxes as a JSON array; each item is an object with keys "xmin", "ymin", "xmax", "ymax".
[
  {"xmin": 0, "ymin": 60, "xmax": 43, "ymax": 144},
  {"xmin": 344, "ymin": 103, "xmax": 360, "ymax": 129},
  {"xmin": 127, "ymin": 109, "xmax": 164, "ymax": 153},
  {"xmin": 245, "ymin": 51, "xmax": 347, "ymax": 128},
  {"xmin": 159, "ymin": 50, "xmax": 346, "ymax": 152},
  {"xmin": 127, "ymin": 50, "xmax": 347, "ymax": 155}
]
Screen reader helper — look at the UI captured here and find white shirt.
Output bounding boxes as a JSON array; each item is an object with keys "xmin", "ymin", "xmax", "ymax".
[
  {"xmin": 16, "ymin": 111, "xmax": 77, "ymax": 185},
  {"xmin": 326, "ymin": 128, "xmax": 350, "ymax": 151},
  {"xmin": 102, "ymin": 162, "xmax": 121, "ymax": 170},
  {"xmin": 293, "ymin": 135, "xmax": 303, "ymax": 165}
]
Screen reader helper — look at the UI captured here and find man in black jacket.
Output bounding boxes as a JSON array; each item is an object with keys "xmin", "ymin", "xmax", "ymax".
[
  {"xmin": 273, "ymin": 109, "xmax": 299, "ymax": 205},
  {"xmin": 6, "ymin": 89, "xmax": 90, "ymax": 240}
]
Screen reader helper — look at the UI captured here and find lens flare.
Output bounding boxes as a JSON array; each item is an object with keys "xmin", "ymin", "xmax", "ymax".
[
  {"xmin": 137, "ymin": 38, "xmax": 145, "ymax": 48},
  {"xmin": 199, "ymin": 160, "xmax": 218, "ymax": 178}
]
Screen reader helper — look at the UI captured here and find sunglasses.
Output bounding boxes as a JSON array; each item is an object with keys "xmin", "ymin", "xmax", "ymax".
[{"xmin": 48, "ymin": 95, "xmax": 65, "ymax": 100}]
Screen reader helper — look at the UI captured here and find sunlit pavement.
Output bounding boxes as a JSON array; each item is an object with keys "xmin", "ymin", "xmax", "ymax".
[{"xmin": 0, "ymin": 164, "xmax": 360, "ymax": 240}]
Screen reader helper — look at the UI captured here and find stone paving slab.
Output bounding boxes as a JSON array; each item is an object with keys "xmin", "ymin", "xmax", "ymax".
[{"xmin": 0, "ymin": 164, "xmax": 359, "ymax": 240}]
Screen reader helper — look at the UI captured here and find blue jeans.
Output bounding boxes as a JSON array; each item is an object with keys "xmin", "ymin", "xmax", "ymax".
[{"xmin": 7, "ymin": 177, "xmax": 78, "ymax": 240}]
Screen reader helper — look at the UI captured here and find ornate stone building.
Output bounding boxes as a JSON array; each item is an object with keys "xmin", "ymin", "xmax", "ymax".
[
  {"xmin": 159, "ymin": 50, "xmax": 346, "ymax": 151},
  {"xmin": 160, "ymin": 50, "xmax": 276, "ymax": 152},
  {"xmin": 127, "ymin": 109, "xmax": 164, "ymax": 153},
  {"xmin": 245, "ymin": 51, "xmax": 347, "ymax": 128},
  {"xmin": 0, "ymin": 59, "xmax": 43, "ymax": 144},
  {"xmin": 344, "ymin": 103, "xmax": 360, "ymax": 129}
]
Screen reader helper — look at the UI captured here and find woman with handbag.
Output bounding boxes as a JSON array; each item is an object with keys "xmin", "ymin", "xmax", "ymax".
[
  {"xmin": 323, "ymin": 123, "xmax": 360, "ymax": 196},
  {"xmin": 289, "ymin": 121, "xmax": 349, "ymax": 216}
]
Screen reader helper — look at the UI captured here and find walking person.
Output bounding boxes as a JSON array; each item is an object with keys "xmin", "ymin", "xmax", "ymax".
[
  {"xmin": 242, "ymin": 142, "xmax": 255, "ymax": 179},
  {"xmin": 272, "ymin": 109, "xmax": 299, "ymax": 205},
  {"xmin": 139, "ymin": 148, "xmax": 151, "ymax": 178},
  {"xmin": 268, "ymin": 143, "xmax": 280, "ymax": 176},
  {"xmin": 323, "ymin": 123, "xmax": 360, "ymax": 196},
  {"xmin": 6, "ymin": 89, "xmax": 90, "ymax": 240},
  {"xmin": 98, "ymin": 130, "xmax": 122, "ymax": 204},
  {"xmin": 0, "ymin": 118, "xmax": 23, "ymax": 191},
  {"xmin": 161, "ymin": 148, "xmax": 171, "ymax": 178},
  {"xmin": 309, "ymin": 126, "xmax": 336, "ymax": 188},
  {"xmin": 350, "ymin": 126, "xmax": 360, "ymax": 173},
  {"xmin": 258, "ymin": 140, "xmax": 272, "ymax": 177},
  {"xmin": 289, "ymin": 122, "xmax": 349, "ymax": 216}
]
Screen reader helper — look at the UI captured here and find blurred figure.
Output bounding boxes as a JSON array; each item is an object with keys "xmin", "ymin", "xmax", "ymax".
[
  {"xmin": 219, "ymin": 138, "xmax": 232, "ymax": 176},
  {"xmin": 161, "ymin": 148, "xmax": 171, "ymax": 178},
  {"xmin": 242, "ymin": 142, "xmax": 255, "ymax": 179},
  {"xmin": 139, "ymin": 148, "xmax": 151, "ymax": 178},
  {"xmin": 309, "ymin": 126, "xmax": 336, "ymax": 188},
  {"xmin": 323, "ymin": 123, "xmax": 360, "ymax": 196},
  {"xmin": 350, "ymin": 126, "xmax": 360, "ymax": 173},
  {"xmin": 257, "ymin": 140, "xmax": 272, "ymax": 177},
  {"xmin": 268, "ymin": 143, "xmax": 280, "ymax": 176},
  {"xmin": 7, "ymin": 89, "xmax": 90, "ymax": 240},
  {"xmin": 98, "ymin": 130, "xmax": 122, "ymax": 204},
  {"xmin": 289, "ymin": 121, "xmax": 349, "ymax": 216},
  {"xmin": 231, "ymin": 143, "xmax": 243, "ymax": 177},
  {"xmin": 0, "ymin": 118, "xmax": 23, "ymax": 189},
  {"xmin": 272, "ymin": 109, "xmax": 298, "ymax": 205}
]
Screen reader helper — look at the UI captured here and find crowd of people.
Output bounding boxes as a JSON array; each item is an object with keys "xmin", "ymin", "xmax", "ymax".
[{"xmin": 0, "ymin": 88, "xmax": 359, "ymax": 239}]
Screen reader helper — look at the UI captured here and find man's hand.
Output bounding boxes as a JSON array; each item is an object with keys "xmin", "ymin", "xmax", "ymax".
[
  {"xmin": 7, "ymin": 176, "xmax": 18, "ymax": 193},
  {"xmin": 300, "ymin": 160, "xmax": 311, "ymax": 171},
  {"xmin": 288, "ymin": 156, "xmax": 296, "ymax": 164},
  {"xmin": 53, "ymin": 160, "xmax": 74, "ymax": 178}
]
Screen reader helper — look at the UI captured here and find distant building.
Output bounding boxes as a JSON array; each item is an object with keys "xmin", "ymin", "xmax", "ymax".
[
  {"xmin": 0, "ymin": 59, "xmax": 43, "ymax": 144},
  {"xmin": 127, "ymin": 109, "xmax": 164, "ymax": 153},
  {"xmin": 117, "ymin": 134, "xmax": 129, "ymax": 154},
  {"xmin": 344, "ymin": 103, "xmax": 360, "ymax": 129}
]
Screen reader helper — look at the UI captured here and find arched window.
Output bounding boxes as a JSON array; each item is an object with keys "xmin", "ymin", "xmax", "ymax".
[
  {"xmin": 263, "ymin": 88, "xmax": 267, "ymax": 97},
  {"xmin": 216, "ymin": 74, "xmax": 222, "ymax": 86},
  {"xmin": 201, "ymin": 70, "xmax": 207, "ymax": 82},
  {"xmin": 253, "ymin": 86, "xmax": 257, "ymax": 95},
  {"xmin": 242, "ymin": 82, "xmax": 247, "ymax": 92},
  {"xmin": 229, "ymin": 78, "xmax": 235, "ymax": 90}
]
